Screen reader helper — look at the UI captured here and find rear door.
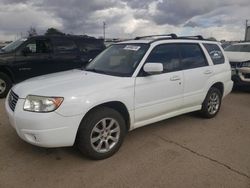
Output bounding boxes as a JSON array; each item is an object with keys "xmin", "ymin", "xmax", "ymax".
[
  {"xmin": 51, "ymin": 38, "xmax": 82, "ymax": 71},
  {"xmin": 75, "ymin": 39, "xmax": 106, "ymax": 68},
  {"xmin": 179, "ymin": 43, "xmax": 212, "ymax": 108}
]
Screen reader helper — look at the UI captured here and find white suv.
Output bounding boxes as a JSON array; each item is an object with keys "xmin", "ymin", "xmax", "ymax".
[
  {"xmin": 5, "ymin": 34, "xmax": 233, "ymax": 159},
  {"xmin": 224, "ymin": 42, "xmax": 250, "ymax": 87}
]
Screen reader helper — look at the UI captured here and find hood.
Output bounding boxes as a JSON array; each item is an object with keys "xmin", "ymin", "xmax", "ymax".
[
  {"xmin": 225, "ymin": 51, "xmax": 250, "ymax": 62},
  {"xmin": 12, "ymin": 69, "xmax": 125, "ymax": 98}
]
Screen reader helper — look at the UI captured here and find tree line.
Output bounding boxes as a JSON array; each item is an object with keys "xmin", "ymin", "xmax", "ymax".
[{"xmin": 27, "ymin": 27, "xmax": 65, "ymax": 37}]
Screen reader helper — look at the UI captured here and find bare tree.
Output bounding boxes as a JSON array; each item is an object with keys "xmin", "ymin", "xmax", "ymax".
[{"xmin": 27, "ymin": 27, "xmax": 37, "ymax": 37}]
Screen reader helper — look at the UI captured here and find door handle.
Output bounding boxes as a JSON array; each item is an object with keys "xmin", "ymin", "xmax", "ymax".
[
  {"xmin": 170, "ymin": 75, "xmax": 181, "ymax": 81},
  {"xmin": 19, "ymin": 67, "xmax": 32, "ymax": 71},
  {"xmin": 204, "ymin": 70, "xmax": 213, "ymax": 75}
]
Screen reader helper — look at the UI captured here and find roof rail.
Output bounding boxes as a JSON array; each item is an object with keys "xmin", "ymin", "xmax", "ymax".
[
  {"xmin": 134, "ymin": 33, "xmax": 177, "ymax": 40},
  {"xmin": 133, "ymin": 34, "xmax": 211, "ymax": 43},
  {"xmin": 177, "ymin": 35, "xmax": 204, "ymax": 40}
]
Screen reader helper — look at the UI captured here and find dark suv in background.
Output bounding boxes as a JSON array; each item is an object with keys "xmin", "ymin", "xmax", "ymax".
[{"xmin": 0, "ymin": 35, "xmax": 105, "ymax": 98}]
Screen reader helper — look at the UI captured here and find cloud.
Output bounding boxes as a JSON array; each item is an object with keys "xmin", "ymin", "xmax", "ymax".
[{"xmin": 0, "ymin": 0, "xmax": 249, "ymax": 41}]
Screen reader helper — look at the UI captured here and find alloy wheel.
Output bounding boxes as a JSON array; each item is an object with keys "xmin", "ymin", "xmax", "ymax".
[
  {"xmin": 0, "ymin": 78, "xmax": 6, "ymax": 95},
  {"xmin": 90, "ymin": 118, "xmax": 120, "ymax": 153},
  {"xmin": 207, "ymin": 92, "xmax": 220, "ymax": 115}
]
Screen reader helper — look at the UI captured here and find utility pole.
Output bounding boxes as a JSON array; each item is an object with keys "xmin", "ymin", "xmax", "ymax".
[
  {"xmin": 103, "ymin": 21, "xmax": 106, "ymax": 41},
  {"xmin": 245, "ymin": 20, "xmax": 248, "ymax": 41}
]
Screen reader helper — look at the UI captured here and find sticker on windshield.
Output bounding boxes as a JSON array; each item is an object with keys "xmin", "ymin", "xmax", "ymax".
[{"xmin": 124, "ymin": 45, "xmax": 141, "ymax": 51}]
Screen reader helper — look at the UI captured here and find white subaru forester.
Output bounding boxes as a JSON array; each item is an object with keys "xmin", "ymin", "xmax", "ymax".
[{"xmin": 5, "ymin": 34, "xmax": 233, "ymax": 160}]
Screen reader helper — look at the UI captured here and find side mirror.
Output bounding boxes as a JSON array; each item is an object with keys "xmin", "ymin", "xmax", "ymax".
[
  {"xmin": 143, "ymin": 63, "xmax": 163, "ymax": 75},
  {"xmin": 22, "ymin": 47, "xmax": 31, "ymax": 55}
]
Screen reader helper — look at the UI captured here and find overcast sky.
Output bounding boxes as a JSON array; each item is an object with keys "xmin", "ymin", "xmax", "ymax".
[{"xmin": 0, "ymin": 0, "xmax": 249, "ymax": 41}]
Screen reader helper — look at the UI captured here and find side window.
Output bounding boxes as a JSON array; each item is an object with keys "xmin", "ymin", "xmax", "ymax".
[
  {"xmin": 77, "ymin": 41, "xmax": 99, "ymax": 52},
  {"xmin": 53, "ymin": 38, "xmax": 77, "ymax": 52},
  {"xmin": 146, "ymin": 44, "xmax": 181, "ymax": 73},
  {"xmin": 25, "ymin": 41, "xmax": 36, "ymax": 53},
  {"xmin": 76, "ymin": 40, "xmax": 105, "ymax": 56},
  {"xmin": 24, "ymin": 39, "xmax": 51, "ymax": 54},
  {"xmin": 203, "ymin": 43, "xmax": 225, "ymax": 65},
  {"xmin": 180, "ymin": 43, "xmax": 208, "ymax": 70}
]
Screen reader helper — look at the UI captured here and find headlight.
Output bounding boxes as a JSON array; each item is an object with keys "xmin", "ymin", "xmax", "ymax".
[
  {"xmin": 242, "ymin": 61, "xmax": 250, "ymax": 67},
  {"xmin": 23, "ymin": 95, "xmax": 64, "ymax": 112}
]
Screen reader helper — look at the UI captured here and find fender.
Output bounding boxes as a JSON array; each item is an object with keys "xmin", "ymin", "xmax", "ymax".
[{"xmin": 0, "ymin": 65, "xmax": 16, "ymax": 83}]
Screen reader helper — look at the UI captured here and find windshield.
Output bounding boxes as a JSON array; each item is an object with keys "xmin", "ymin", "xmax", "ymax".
[
  {"xmin": 225, "ymin": 44, "xmax": 250, "ymax": 52},
  {"xmin": 85, "ymin": 43, "xmax": 149, "ymax": 77},
  {"xmin": 1, "ymin": 38, "xmax": 27, "ymax": 53}
]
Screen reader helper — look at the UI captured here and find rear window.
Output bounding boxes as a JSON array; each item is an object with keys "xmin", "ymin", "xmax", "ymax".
[{"xmin": 203, "ymin": 43, "xmax": 225, "ymax": 65}]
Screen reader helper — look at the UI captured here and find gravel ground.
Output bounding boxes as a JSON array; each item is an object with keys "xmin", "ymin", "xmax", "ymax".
[{"xmin": 0, "ymin": 90, "xmax": 250, "ymax": 188}]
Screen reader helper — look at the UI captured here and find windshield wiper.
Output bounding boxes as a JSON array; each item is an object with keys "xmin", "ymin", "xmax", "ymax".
[
  {"xmin": 86, "ymin": 68, "xmax": 103, "ymax": 73},
  {"xmin": 85, "ymin": 68, "xmax": 111, "ymax": 75}
]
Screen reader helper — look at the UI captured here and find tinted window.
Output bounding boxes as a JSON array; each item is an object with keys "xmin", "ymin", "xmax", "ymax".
[
  {"xmin": 76, "ymin": 40, "xmax": 104, "ymax": 52},
  {"xmin": 180, "ymin": 43, "xmax": 208, "ymax": 69},
  {"xmin": 203, "ymin": 43, "xmax": 225, "ymax": 65},
  {"xmin": 24, "ymin": 39, "xmax": 51, "ymax": 54},
  {"xmin": 76, "ymin": 40, "xmax": 105, "ymax": 58},
  {"xmin": 225, "ymin": 44, "xmax": 250, "ymax": 52},
  {"xmin": 53, "ymin": 38, "xmax": 77, "ymax": 52},
  {"xmin": 146, "ymin": 44, "xmax": 181, "ymax": 73}
]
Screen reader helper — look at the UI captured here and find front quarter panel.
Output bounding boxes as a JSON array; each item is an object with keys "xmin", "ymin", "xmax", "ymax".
[{"xmin": 55, "ymin": 77, "xmax": 135, "ymax": 118}]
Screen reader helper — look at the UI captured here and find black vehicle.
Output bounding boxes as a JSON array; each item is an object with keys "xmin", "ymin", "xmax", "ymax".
[{"xmin": 0, "ymin": 35, "xmax": 105, "ymax": 98}]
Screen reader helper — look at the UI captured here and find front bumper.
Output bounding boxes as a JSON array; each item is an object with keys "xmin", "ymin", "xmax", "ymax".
[
  {"xmin": 232, "ymin": 67, "xmax": 250, "ymax": 86},
  {"xmin": 5, "ymin": 97, "xmax": 83, "ymax": 148}
]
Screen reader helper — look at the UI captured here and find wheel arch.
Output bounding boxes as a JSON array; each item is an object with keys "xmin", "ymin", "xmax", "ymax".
[
  {"xmin": 80, "ymin": 101, "xmax": 131, "ymax": 131},
  {"xmin": 0, "ymin": 66, "xmax": 15, "ymax": 83},
  {"xmin": 210, "ymin": 82, "xmax": 224, "ymax": 96}
]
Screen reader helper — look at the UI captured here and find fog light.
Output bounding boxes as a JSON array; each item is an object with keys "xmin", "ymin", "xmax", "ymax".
[{"xmin": 24, "ymin": 133, "xmax": 38, "ymax": 143}]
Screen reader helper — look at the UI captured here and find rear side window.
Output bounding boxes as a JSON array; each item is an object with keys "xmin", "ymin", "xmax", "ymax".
[
  {"xmin": 180, "ymin": 43, "xmax": 208, "ymax": 70},
  {"xmin": 146, "ymin": 44, "xmax": 181, "ymax": 73},
  {"xmin": 203, "ymin": 43, "xmax": 225, "ymax": 65},
  {"xmin": 75, "ymin": 39, "xmax": 105, "ymax": 59},
  {"xmin": 53, "ymin": 38, "xmax": 77, "ymax": 52},
  {"xmin": 76, "ymin": 40, "xmax": 104, "ymax": 52}
]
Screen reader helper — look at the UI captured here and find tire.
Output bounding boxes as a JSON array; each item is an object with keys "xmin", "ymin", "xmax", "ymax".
[
  {"xmin": 77, "ymin": 107, "xmax": 126, "ymax": 160},
  {"xmin": 0, "ymin": 72, "xmax": 12, "ymax": 98},
  {"xmin": 200, "ymin": 87, "xmax": 222, "ymax": 118}
]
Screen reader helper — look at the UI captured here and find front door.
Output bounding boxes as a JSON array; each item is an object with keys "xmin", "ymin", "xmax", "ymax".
[
  {"xmin": 134, "ymin": 43, "xmax": 183, "ymax": 128},
  {"xmin": 13, "ymin": 38, "xmax": 53, "ymax": 82}
]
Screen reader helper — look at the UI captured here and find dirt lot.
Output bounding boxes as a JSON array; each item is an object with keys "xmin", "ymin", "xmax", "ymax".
[{"xmin": 0, "ymin": 90, "xmax": 250, "ymax": 188}]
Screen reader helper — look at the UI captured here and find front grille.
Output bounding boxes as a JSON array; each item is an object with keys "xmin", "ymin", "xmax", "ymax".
[
  {"xmin": 230, "ymin": 61, "xmax": 242, "ymax": 68},
  {"xmin": 245, "ymin": 74, "xmax": 250, "ymax": 79},
  {"xmin": 8, "ymin": 90, "xmax": 19, "ymax": 112}
]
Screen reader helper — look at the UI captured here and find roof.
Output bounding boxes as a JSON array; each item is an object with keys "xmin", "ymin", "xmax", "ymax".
[{"xmin": 29, "ymin": 35, "xmax": 103, "ymax": 41}]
